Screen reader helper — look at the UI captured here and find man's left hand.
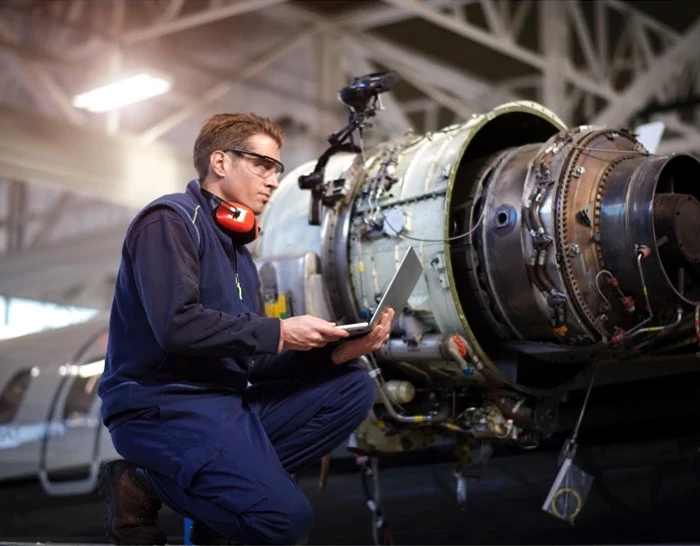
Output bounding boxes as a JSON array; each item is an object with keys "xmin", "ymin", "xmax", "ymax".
[{"xmin": 331, "ymin": 308, "xmax": 394, "ymax": 365}]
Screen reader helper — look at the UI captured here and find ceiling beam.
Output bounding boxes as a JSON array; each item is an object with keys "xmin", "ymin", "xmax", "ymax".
[
  {"xmin": 0, "ymin": 105, "xmax": 193, "ymax": 209},
  {"xmin": 340, "ymin": 4, "xmax": 414, "ymax": 30},
  {"xmin": 340, "ymin": 1, "xmax": 478, "ymax": 31},
  {"xmin": 314, "ymin": 32, "xmax": 348, "ymax": 150},
  {"xmin": 605, "ymin": 0, "xmax": 680, "ymax": 39},
  {"xmin": 377, "ymin": 0, "xmax": 549, "ymax": 68},
  {"xmin": 122, "ymin": 0, "xmax": 288, "ymax": 46},
  {"xmin": 66, "ymin": 0, "xmax": 86, "ymax": 23},
  {"xmin": 5, "ymin": 180, "xmax": 26, "ymax": 255},
  {"xmin": 0, "ymin": 36, "xmax": 88, "ymax": 71},
  {"xmin": 341, "ymin": 50, "xmax": 413, "ymax": 136},
  {"xmin": 479, "ymin": 0, "xmax": 507, "ymax": 38},
  {"xmin": 278, "ymin": 3, "xmax": 520, "ymax": 122},
  {"xmin": 0, "ymin": 17, "xmax": 84, "ymax": 125},
  {"xmin": 388, "ymin": 64, "xmax": 475, "ymax": 120},
  {"xmin": 160, "ymin": 0, "xmax": 185, "ymax": 22},
  {"xmin": 27, "ymin": 192, "xmax": 76, "ymax": 250},
  {"xmin": 657, "ymin": 137, "xmax": 700, "ymax": 155},
  {"xmin": 509, "ymin": 0, "xmax": 532, "ymax": 41},
  {"xmin": 655, "ymin": 113, "xmax": 700, "ymax": 154},
  {"xmin": 280, "ymin": 4, "xmax": 498, "ymax": 103},
  {"xmin": 401, "ymin": 98, "xmax": 436, "ymax": 114},
  {"xmin": 592, "ymin": 17, "xmax": 700, "ymax": 126},
  {"xmin": 0, "ymin": 17, "xmax": 325, "ymax": 119},
  {"xmin": 540, "ymin": 1, "xmax": 568, "ymax": 122},
  {"xmin": 377, "ymin": 0, "xmax": 618, "ymax": 103},
  {"xmin": 140, "ymin": 25, "xmax": 317, "ymax": 143},
  {"xmin": 106, "ymin": 1, "xmax": 125, "ymax": 135},
  {"xmin": 567, "ymin": 0, "xmax": 603, "ymax": 79},
  {"xmin": 24, "ymin": 61, "xmax": 85, "ymax": 125},
  {"xmin": 353, "ymin": 32, "xmax": 490, "ymax": 101}
]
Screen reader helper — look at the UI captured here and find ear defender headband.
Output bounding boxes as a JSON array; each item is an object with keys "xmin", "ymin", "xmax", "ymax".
[{"xmin": 200, "ymin": 187, "xmax": 259, "ymax": 245}]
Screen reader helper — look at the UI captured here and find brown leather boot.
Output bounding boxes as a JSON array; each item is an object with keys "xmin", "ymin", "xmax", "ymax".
[{"xmin": 98, "ymin": 460, "xmax": 167, "ymax": 545}]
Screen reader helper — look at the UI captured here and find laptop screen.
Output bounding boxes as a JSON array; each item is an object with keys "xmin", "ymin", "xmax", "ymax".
[{"xmin": 368, "ymin": 246, "xmax": 423, "ymax": 328}]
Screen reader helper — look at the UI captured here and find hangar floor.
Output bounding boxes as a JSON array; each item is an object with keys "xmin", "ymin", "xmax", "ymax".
[
  {"xmin": 2, "ymin": 372, "xmax": 700, "ymax": 545},
  {"xmin": 1, "ymin": 429, "xmax": 699, "ymax": 545}
]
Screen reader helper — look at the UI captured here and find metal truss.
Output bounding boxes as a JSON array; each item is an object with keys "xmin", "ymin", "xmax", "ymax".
[
  {"xmin": 164, "ymin": 1, "xmax": 700, "ymax": 148},
  {"xmin": 4, "ymin": 1, "xmax": 697, "ymax": 143},
  {"xmin": 367, "ymin": 0, "xmax": 700, "ymax": 141}
]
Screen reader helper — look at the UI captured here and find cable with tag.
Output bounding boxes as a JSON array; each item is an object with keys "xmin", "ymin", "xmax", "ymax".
[
  {"xmin": 560, "ymin": 362, "xmax": 598, "ymax": 465},
  {"xmin": 543, "ymin": 363, "xmax": 598, "ymax": 523}
]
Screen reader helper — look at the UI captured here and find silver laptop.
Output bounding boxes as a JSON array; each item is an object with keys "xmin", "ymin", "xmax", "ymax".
[{"xmin": 338, "ymin": 246, "xmax": 423, "ymax": 336}]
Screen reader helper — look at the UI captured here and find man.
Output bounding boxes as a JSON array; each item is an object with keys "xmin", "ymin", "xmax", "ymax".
[{"xmin": 97, "ymin": 113, "xmax": 392, "ymax": 545}]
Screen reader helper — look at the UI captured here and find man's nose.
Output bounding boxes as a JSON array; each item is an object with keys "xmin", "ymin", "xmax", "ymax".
[{"xmin": 266, "ymin": 173, "xmax": 280, "ymax": 189}]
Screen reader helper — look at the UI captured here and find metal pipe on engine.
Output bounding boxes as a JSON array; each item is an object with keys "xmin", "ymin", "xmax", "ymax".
[
  {"xmin": 359, "ymin": 355, "xmax": 448, "ymax": 425},
  {"xmin": 377, "ymin": 334, "xmax": 462, "ymax": 362},
  {"xmin": 629, "ymin": 306, "xmax": 683, "ymax": 338}
]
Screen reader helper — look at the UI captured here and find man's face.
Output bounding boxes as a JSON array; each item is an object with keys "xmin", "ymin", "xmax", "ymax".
[{"xmin": 209, "ymin": 133, "xmax": 282, "ymax": 215}]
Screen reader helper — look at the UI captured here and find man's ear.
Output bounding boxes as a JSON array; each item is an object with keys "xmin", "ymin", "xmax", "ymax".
[{"xmin": 209, "ymin": 150, "xmax": 228, "ymax": 178}]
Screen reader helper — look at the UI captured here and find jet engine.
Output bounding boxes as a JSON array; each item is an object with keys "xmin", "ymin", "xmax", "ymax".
[{"xmin": 253, "ymin": 98, "xmax": 700, "ymax": 454}]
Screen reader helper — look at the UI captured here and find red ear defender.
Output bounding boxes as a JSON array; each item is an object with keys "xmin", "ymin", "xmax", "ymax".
[
  {"xmin": 214, "ymin": 202, "xmax": 258, "ymax": 239},
  {"xmin": 201, "ymin": 188, "xmax": 260, "ymax": 244}
]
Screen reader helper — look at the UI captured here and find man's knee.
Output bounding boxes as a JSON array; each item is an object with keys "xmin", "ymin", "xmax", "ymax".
[
  {"xmin": 357, "ymin": 367, "xmax": 377, "ymax": 413},
  {"xmin": 339, "ymin": 365, "xmax": 376, "ymax": 422},
  {"xmin": 237, "ymin": 490, "xmax": 314, "ymax": 545}
]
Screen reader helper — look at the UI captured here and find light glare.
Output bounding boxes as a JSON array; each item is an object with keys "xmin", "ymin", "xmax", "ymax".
[
  {"xmin": 77, "ymin": 360, "xmax": 106, "ymax": 378},
  {"xmin": 72, "ymin": 74, "xmax": 171, "ymax": 113}
]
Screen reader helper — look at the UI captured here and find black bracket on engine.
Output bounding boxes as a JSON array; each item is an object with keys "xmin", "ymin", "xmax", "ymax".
[
  {"xmin": 298, "ymin": 71, "xmax": 399, "ymax": 225},
  {"xmin": 299, "ymin": 143, "xmax": 360, "ymax": 225}
]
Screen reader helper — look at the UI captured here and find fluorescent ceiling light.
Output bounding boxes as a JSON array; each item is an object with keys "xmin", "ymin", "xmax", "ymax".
[{"xmin": 72, "ymin": 73, "xmax": 171, "ymax": 113}]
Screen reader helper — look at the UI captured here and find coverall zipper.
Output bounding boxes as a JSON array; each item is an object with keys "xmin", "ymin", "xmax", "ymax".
[{"xmin": 229, "ymin": 243, "xmax": 243, "ymax": 301}]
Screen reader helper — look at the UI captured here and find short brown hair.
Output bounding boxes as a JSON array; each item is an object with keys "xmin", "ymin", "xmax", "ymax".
[{"xmin": 193, "ymin": 113, "xmax": 284, "ymax": 181}]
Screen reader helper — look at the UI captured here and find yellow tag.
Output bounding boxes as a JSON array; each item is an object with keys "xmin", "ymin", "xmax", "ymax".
[{"xmin": 264, "ymin": 293, "xmax": 289, "ymax": 318}]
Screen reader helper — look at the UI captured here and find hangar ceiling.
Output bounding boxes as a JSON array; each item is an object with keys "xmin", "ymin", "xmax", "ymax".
[{"xmin": 0, "ymin": 0, "xmax": 699, "ymax": 310}]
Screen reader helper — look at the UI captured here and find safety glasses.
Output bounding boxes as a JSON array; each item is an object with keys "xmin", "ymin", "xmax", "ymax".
[{"xmin": 223, "ymin": 148, "xmax": 285, "ymax": 179}]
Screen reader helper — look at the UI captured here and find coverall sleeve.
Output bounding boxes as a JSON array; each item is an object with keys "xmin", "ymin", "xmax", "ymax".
[{"xmin": 128, "ymin": 208, "xmax": 281, "ymax": 358}]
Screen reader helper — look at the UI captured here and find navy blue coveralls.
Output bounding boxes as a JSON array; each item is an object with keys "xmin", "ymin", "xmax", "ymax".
[{"xmin": 98, "ymin": 180, "xmax": 375, "ymax": 545}]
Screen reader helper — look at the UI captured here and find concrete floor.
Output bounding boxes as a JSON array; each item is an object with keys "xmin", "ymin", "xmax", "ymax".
[
  {"xmin": 2, "ymin": 371, "xmax": 700, "ymax": 545},
  {"xmin": 1, "ymin": 429, "xmax": 699, "ymax": 545}
]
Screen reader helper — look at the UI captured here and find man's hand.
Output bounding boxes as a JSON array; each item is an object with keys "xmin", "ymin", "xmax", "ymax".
[
  {"xmin": 280, "ymin": 315, "xmax": 349, "ymax": 351},
  {"xmin": 331, "ymin": 308, "xmax": 394, "ymax": 365}
]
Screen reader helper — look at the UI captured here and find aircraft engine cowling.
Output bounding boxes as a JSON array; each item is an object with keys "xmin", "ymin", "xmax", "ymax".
[{"xmin": 254, "ymin": 100, "xmax": 700, "ymax": 401}]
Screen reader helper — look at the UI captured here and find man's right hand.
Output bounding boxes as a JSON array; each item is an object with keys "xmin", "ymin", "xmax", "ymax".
[{"xmin": 279, "ymin": 315, "xmax": 350, "ymax": 351}]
